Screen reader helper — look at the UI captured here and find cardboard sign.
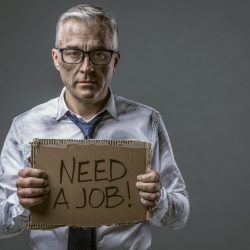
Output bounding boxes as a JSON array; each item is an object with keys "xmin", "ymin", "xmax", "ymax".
[{"xmin": 29, "ymin": 139, "xmax": 151, "ymax": 230}]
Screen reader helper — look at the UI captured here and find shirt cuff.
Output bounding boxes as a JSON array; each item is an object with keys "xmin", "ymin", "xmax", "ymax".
[
  {"xmin": 150, "ymin": 186, "xmax": 168, "ymax": 226},
  {"xmin": 8, "ymin": 192, "xmax": 29, "ymax": 218}
]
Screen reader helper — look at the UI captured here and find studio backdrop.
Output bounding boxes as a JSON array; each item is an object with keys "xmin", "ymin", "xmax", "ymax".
[{"xmin": 0, "ymin": 1, "xmax": 249, "ymax": 249}]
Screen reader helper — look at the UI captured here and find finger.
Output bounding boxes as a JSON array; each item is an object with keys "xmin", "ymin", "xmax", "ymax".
[
  {"xmin": 139, "ymin": 191, "xmax": 160, "ymax": 202},
  {"xmin": 19, "ymin": 195, "xmax": 49, "ymax": 209},
  {"xmin": 136, "ymin": 181, "xmax": 161, "ymax": 192},
  {"xmin": 137, "ymin": 170, "xmax": 160, "ymax": 183},
  {"xmin": 16, "ymin": 177, "xmax": 49, "ymax": 188},
  {"xmin": 17, "ymin": 186, "xmax": 50, "ymax": 198},
  {"xmin": 140, "ymin": 197, "xmax": 156, "ymax": 209},
  {"xmin": 18, "ymin": 168, "xmax": 48, "ymax": 179}
]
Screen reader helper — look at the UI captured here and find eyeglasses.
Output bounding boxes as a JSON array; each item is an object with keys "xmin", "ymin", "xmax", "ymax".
[{"xmin": 57, "ymin": 48, "xmax": 117, "ymax": 65}]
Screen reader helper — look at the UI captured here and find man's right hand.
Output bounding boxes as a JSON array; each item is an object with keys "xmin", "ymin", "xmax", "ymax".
[{"xmin": 16, "ymin": 168, "xmax": 50, "ymax": 209}]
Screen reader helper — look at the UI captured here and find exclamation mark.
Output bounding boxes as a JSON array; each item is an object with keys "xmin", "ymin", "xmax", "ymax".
[{"xmin": 127, "ymin": 181, "xmax": 132, "ymax": 207}]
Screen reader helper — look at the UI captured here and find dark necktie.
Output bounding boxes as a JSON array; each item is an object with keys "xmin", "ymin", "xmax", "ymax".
[{"xmin": 66, "ymin": 111, "xmax": 104, "ymax": 250}]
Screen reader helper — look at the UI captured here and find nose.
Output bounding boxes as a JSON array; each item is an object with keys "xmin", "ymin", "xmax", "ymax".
[{"xmin": 79, "ymin": 54, "xmax": 94, "ymax": 73}]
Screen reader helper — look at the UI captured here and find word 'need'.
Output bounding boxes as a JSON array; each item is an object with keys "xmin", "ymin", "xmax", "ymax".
[{"xmin": 60, "ymin": 157, "xmax": 127, "ymax": 183}]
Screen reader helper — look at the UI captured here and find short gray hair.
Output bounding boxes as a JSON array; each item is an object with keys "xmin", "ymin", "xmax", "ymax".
[{"xmin": 55, "ymin": 4, "xmax": 118, "ymax": 50}]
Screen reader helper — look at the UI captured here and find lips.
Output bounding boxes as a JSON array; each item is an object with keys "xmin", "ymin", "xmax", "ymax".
[
  {"xmin": 79, "ymin": 80, "xmax": 96, "ymax": 83},
  {"xmin": 76, "ymin": 81, "xmax": 97, "ymax": 90},
  {"xmin": 77, "ymin": 80, "xmax": 97, "ymax": 84},
  {"xmin": 77, "ymin": 80, "xmax": 97, "ymax": 85}
]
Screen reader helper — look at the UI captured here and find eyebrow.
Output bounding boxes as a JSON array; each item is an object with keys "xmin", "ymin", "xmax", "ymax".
[{"xmin": 63, "ymin": 45, "xmax": 81, "ymax": 50}]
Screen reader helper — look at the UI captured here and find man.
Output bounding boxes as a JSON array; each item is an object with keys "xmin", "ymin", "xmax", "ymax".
[{"xmin": 0, "ymin": 4, "xmax": 189, "ymax": 250}]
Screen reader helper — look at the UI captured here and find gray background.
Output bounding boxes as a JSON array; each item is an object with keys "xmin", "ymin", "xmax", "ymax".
[{"xmin": 0, "ymin": 0, "xmax": 249, "ymax": 249}]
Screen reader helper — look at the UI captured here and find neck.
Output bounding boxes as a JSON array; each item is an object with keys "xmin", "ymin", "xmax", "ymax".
[{"xmin": 64, "ymin": 91, "xmax": 109, "ymax": 120}]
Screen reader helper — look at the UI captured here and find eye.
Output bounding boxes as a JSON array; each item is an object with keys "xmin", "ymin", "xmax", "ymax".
[
  {"xmin": 92, "ymin": 51, "xmax": 108, "ymax": 60},
  {"xmin": 64, "ymin": 50, "xmax": 82, "ymax": 57}
]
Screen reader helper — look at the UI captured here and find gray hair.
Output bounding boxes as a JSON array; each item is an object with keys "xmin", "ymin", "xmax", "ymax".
[{"xmin": 55, "ymin": 4, "xmax": 118, "ymax": 50}]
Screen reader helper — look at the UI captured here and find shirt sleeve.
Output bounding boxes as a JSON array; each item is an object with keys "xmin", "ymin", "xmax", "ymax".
[
  {"xmin": 150, "ymin": 111, "xmax": 190, "ymax": 229},
  {"xmin": 0, "ymin": 117, "xmax": 29, "ymax": 238}
]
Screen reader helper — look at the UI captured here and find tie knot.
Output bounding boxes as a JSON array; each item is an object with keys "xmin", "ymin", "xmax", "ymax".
[{"xmin": 66, "ymin": 111, "xmax": 103, "ymax": 139}]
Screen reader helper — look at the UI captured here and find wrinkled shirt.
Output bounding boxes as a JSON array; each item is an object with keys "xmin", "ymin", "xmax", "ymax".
[{"xmin": 0, "ymin": 88, "xmax": 189, "ymax": 250}]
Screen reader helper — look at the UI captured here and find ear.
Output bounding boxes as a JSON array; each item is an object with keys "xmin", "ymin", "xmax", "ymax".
[
  {"xmin": 52, "ymin": 49, "xmax": 60, "ymax": 71},
  {"xmin": 113, "ymin": 51, "xmax": 120, "ymax": 72}
]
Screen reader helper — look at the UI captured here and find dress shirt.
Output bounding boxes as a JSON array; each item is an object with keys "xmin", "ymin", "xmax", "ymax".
[{"xmin": 0, "ymin": 87, "xmax": 189, "ymax": 250}]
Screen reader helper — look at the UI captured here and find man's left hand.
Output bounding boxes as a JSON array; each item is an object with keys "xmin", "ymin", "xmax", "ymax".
[{"xmin": 136, "ymin": 170, "xmax": 161, "ymax": 209}]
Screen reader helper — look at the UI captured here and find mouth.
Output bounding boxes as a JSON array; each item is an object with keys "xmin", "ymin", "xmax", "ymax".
[
  {"xmin": 78, "ymin": 80, "xmax": 96, "ymax": 83},
  {"xmin": 77, "ymin": 80, "xmax": 97, "ymax": 86},
  {"xmin": 79, "ymin": 80, "xmax": 96, "ymax": 83}
]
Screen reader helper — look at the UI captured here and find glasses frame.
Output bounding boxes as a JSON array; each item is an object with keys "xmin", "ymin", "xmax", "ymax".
[{"xmin": 57, "ymin": 48, "xmax": 118, "ymax": 65}]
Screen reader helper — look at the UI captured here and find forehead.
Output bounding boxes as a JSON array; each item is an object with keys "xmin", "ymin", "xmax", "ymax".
[{"xmin": 60, "ymin": 19, "xmax": 112, "ymax": 49}]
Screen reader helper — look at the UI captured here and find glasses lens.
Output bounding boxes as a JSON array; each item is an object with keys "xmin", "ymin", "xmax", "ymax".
[
  {"xmin": 62, "ymin": 49, "xmax": 83, "ymax": 63},
  {"xmin": 90, "ymin": 51, "xmax": 112, "ymax": 65}
]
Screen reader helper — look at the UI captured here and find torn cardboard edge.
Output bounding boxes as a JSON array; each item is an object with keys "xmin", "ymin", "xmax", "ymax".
[
  {"xmin": 28, "ymin": 219, "xmax": 148, "ymax": 230},
  {"xmin": 29, "ymin": 138, "xmax": 152, "ymax": 230}
]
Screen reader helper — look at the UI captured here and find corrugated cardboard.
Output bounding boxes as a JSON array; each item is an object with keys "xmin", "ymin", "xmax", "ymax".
[{"xmin": 29, "ymin": 139, "xmax": 151, "ymax": 230}]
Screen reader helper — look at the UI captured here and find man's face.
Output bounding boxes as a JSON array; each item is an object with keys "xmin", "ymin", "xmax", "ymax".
[{"xmin": 52, "ymin": 19, "xmax": 119, "ymax": 106}]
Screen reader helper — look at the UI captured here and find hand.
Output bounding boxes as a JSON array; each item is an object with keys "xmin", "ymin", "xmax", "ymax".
[
  {"xmin": 16, "ymin": 168, "xmax": 50, "ymax": 209},
  {"xmin": 136, "ymin": 170, "xmax": 161, "ymax": 209}
]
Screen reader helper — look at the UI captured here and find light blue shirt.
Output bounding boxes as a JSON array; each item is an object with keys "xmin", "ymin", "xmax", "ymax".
[{"xmin": 0, "ymin": 88, "xmax": 189, "ymax": 250}]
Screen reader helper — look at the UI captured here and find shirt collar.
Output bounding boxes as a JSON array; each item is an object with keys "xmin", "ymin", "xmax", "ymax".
[{"xmin": 56, "ymin": 87, "xmax": 118, "ymax": 121}]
